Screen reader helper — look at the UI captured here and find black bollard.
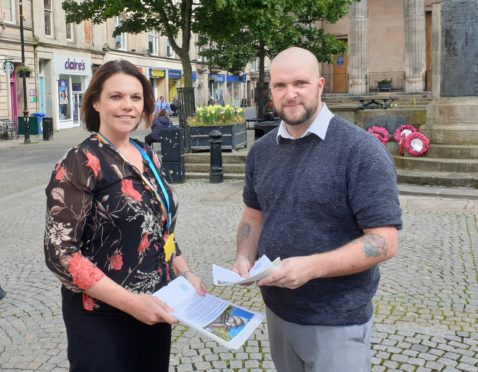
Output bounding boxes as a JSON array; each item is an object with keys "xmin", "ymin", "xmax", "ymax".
[{"xmin": 209, "ymin": 129, "xmax": 223, "ymax": 183}]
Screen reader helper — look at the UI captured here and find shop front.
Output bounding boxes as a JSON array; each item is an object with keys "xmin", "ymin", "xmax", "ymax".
[
  {"xmin": 168, "ymin": 69, "xmax": 182, "ymax": 102},
  {"xmin": 54, "ymin": 55, "xmax": 91, "ymax": 129},
  {"xmin": 149, "ymin": 68, "xmax": 166, "ymax": 99},
  {"xmin": 209, "ymin": 74, "xmax": 225, "ymax": 104},
  {"xmin": 226, "ymin": 74, "xmax": 247, "ymax": 107}
]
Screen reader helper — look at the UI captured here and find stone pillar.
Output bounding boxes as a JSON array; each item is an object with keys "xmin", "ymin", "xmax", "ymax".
[
  {"xmin": 423, "ymin": 0, "xmax": 478, "ymax": 145},
  {"xmin": 403, "ymin": 0, "xmax": 426, "ymax": 92},
  {"xmin": 348, "ymin": 0, "xmax": 368, "ymax": 95}
]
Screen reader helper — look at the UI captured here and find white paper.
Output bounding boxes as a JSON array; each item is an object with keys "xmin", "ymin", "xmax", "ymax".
[
  {"xmin": 154, "ymin": 276, "xmax": 264, "ymax": 350},
  {"xmin": 212, "ymin": 255, "xmax": 282, "ymax": 286}
]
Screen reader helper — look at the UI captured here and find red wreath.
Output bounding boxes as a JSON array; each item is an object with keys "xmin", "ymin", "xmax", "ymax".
[
  {"xmin": 394, "ymin": 124, "xmax": 418, "ymax": 142},
  {"xmin": 367, "ymin": 126, "xmax": 390, "ymax": 144},
  {"xmin": 404, "ymin": 132, "xmax": 430, "ymax": 157}
]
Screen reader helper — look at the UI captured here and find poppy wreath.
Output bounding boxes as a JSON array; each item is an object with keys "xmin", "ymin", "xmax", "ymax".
[
  {"xmin": 367, "ymin": 126, "xmax": 390, "ymax": 144},
  {"xmin": 394, "ymin": 124, "xmax": 418, "ymax": 142},
  {"xmin": 404, "ymin": 132, "xmax": 430, "ymax": 157}
]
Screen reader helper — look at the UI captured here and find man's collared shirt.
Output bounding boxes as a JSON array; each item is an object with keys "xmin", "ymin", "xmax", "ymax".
[{"xmin": 276, "ymin": 103, "xmax": 334, "ymax": 143}]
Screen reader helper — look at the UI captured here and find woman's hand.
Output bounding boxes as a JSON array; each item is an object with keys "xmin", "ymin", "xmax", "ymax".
[
  {"xmin": 127, "ymin": 293, "xmax": 178, "ymax": 325},
  {"xmin": 183, "ymin": 271, "xmax": 208, "ymax": 296}
]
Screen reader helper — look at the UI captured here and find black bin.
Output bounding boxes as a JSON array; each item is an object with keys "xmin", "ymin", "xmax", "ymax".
[
  {"xmin": 43, "ymin": 117, "xmax": 54, "ymax": 141},
  {"xmin": 159, "ymin": 126, "xmax": 185, "ymax": 183}
]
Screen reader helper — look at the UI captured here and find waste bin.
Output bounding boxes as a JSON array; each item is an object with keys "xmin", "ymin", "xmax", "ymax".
[
  {"xmin": 32, "ymin": 112, "xmax": 46, "ymax": 134},
  {"xmin": 159, "ymin": 126, "xmax": 185, "ymax": 183},
  {"xmin": 254, "ymin": 120, "xmax": 281, "ymax": 140},
  {"xmin": 42, "ymin": 117, "xmax": 54, "ymax": 141},
  {"xmin": 18, "ymin": 116, "xmax": 39, "ymax": 135}
]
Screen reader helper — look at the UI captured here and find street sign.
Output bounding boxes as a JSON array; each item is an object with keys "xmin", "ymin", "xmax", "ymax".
[{"xmin": 3, "ymin": 60, "xmax": 14, "ymax": 74}]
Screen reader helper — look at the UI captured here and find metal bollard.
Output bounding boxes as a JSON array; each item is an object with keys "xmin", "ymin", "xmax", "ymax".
[{"xmin": 209, "ymin": 129, "xmax": 223, "ymax": 183}]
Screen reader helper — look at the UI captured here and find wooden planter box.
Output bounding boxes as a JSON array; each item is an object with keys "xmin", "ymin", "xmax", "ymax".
[{"xmin": 188, "ymin": 123, "xmax": 247, "ymax": 151}]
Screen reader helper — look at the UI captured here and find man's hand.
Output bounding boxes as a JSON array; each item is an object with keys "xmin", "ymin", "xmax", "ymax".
[
  {"xmin": 257, "ymin": 256, "xmax": 314, "ymax": 289},
  {"xmin": 232, "ymin": 254, "xmax": 254, "ymax": 278}
]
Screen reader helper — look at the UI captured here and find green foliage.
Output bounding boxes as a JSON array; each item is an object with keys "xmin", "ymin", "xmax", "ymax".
[
  {"xmin": 62, "ymin": 0, "xmax": 195, "ymax": 87},
  {"xmin": 195, "ymin": 0, "xmax": 358, "ymax": 73},
  {"xmin": 188, "ymin": 105, "xmax": 245, "ymax": 127}
]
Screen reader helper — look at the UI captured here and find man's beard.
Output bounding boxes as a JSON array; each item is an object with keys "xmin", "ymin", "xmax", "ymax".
[{"xmin": 277, "ymin": 99, "xmax": 319, "ymax": 126}]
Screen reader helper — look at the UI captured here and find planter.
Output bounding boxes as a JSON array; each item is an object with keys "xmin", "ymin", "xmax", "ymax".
[
  {"xmin": 188, "ymin": 123, "xmax": 247, "ymax": 151},
  {"xmin": 378, "ymin": 82, "xmax": 392, "ymax": 92},
  {"xmin": 18, "ymin": 71, "xmax": 31, "ymax": 78}
]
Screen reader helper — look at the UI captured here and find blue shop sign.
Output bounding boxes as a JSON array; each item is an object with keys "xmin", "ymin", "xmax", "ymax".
[
  {"xmin": 192, "ymin": 71, "xmax": 197, "ymax": 81},
  {"xmin": 210, "ymin": 74, "xmax": 225, "ymax": 83},
  {"xmin": 226, "ymin": 74, "xmax": 247, "ymax": 83},
  {"xmin": 336, "ymin": 55, "xmax": 344, "ymax": 66},
  {"xmin": 168, "ymin": 69, "xmax": 182, "ymax": 79}
]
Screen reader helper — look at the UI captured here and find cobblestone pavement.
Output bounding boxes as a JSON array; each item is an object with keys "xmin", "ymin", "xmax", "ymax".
[{"xmin": 0, "ymin": 128, "xmax": 477, "ymax": 372}]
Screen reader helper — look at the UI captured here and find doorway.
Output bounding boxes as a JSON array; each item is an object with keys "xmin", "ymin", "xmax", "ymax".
[
  {"xmin": 72, "ymin": 92, "xmax": 83, "ymax": 125},
  {"xmin": 333, "ymin": 50, "xmax": 348, "ymax": 93}
]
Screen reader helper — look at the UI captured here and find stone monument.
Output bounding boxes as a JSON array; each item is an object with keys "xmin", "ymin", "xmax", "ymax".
[{"xmin": 423, "ymin": 0, "xmax": 478, "ymax": 144}]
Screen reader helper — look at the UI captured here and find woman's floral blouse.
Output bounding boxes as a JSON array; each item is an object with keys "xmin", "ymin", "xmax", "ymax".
[{"xmin": 44, "ymin": 134, "xmax": 180, "ymax": 311}]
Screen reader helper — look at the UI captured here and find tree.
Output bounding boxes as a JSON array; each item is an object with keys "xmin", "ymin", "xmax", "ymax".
[
  {"xmin": 63, "ymin": 0, "xmax": 196, "ymax": 88},
  {"xmin": 195, "ymin": 0, "xmax": 358, "ymax": 117}
]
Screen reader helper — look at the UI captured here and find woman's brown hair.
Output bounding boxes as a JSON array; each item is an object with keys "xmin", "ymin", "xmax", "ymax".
[{"xmin": 81, "ymin": 60, "xmax": 155, "ymax": 132}]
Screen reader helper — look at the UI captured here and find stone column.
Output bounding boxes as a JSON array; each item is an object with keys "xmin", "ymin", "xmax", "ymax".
[
  {"xmin": 423, "ymin": 0, "xmax": 478, "ymax": 145},
  {"xmin": 348, "ymin": 0, "xmax": 368, "ymax": 95},
  {"xmin": 403, "ymin": 0, "xmax": 426, "ymax": 92}
]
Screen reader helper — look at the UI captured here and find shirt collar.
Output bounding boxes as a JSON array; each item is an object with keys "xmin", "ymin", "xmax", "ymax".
[{"xmin": 276, "ymin": 103, "xmax": 334, "ymax": 143}]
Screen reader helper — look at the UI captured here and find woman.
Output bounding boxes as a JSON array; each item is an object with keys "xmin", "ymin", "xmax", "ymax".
[
  {"xmin": 44, "ymin": 60, "xmax": 207, "ymax": 372},
  {"xmin": 144, "ymin": 109, "xmax": 171, "ymax": 146}
]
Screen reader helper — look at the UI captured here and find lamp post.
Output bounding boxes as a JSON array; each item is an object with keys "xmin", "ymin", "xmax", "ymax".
[{"xmin": 19, "ymin": 0, "xmax": 30, "ymax": 144}]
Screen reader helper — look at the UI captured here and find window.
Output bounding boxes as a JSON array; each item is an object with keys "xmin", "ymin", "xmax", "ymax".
[
  {"xmin": 114, "ymin": 16, "xmax": 127, "ymax": 50},
  {"xmin": 44, "ymin": 0, "xmax": 53, "ymax": 36},
  {"xmin": 250, "ymin": 58, "xmax": 259, "ymax": 72},
  {"xmin": 166, "ymin": 40, "xmax": 175, "ymax": 58},
  {"xmin": 66, "ymin": 20, "xmax": 74, "ymax": 41},
  {"xmin": 148, "ymin": 30, "xmax": 158, "ymax": 55},
  {"xmin": 1, "ymin": 0, "xmax": 15, "ymax": 24}
]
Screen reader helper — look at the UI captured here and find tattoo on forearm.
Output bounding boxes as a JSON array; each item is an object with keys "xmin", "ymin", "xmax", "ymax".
[
  {"xmin": 362, "ymin": 234, "xmax": 388, "ymax": 258},
  {"xmin": 238, "ymin": 223, "xmax": 252, "ymax": 245}
]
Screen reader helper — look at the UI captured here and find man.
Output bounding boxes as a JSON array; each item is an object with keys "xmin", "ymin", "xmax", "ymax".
[
  {"xmin": 155, "ymin": 95, "xmax": 172, "ymax": 116},
  {"xmin": 233, "ymin": 47, "xmax": 402, "ymax": 372}
]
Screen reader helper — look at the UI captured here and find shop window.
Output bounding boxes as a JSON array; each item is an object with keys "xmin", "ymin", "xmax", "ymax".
[
  {"xmin": 58, "ymin": 79, "xmax": 70, "ymax": 120},
  {"xmin": 1, "ymin": 0, "xmax": 15, "ymax": 24},
  {"xmin": 44, "ymin": 0, "xmax": 53, "ymax": 36}
]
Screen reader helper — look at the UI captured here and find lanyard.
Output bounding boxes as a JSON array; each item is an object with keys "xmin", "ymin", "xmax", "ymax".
[{"xmin": 96, "ymin": 133, "xmax": 172, "ymax": 232}]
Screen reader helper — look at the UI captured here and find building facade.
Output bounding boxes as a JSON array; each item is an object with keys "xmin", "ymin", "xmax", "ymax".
[
  {"xmin": 1, "ymin": 0, "xmax": 248, "ymax": 132},
  {"xmin": 2, "ymin": 0, "xmax": 435, "ymax": 132}
]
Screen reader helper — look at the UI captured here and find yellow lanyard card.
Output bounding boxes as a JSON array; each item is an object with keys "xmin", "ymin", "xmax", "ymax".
[{"xmin": 164, "ymin": 233, "xmax": 175, "ymax": 262}]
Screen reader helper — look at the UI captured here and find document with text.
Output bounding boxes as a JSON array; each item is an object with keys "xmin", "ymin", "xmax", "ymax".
[
  {"xmin": 212, "ymin": 255, "xmax": 282, "ymax": 286},
  {"xmin": 154, "ymin": 276, "xmax": 264, "ymax": 350}
]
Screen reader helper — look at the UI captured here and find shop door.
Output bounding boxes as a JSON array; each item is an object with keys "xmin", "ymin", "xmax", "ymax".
[
  {"xmin": 10, "ymin": 75, "xmax": 18, "ymax": 123},
  {"xmin": 333, "ymin": 52, "xmax": 348, "ymax": 93},
  {"xmin": 73, "ymin": 92, "xmax": 83, "ymax": 125}
]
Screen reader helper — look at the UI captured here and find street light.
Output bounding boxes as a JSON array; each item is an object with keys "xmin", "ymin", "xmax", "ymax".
[{"xmin": 19, "ymin": 0, "xmax": 30, "ymax": 144}]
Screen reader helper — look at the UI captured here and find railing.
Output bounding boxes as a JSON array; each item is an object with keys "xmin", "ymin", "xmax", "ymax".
[{"xmin": 368, "ymin": 71, "xmax": 405, "ymax": 92}]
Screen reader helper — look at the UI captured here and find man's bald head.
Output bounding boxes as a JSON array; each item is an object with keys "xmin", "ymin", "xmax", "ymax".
[{"xmin": 271, "ymin": 47, "xmax": 321, "ymax": 79}]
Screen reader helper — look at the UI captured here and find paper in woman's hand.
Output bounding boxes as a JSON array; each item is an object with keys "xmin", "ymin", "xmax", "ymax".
[{"xmin": 212, "ymin": 255, "xmax": 282, "ymax": 286}]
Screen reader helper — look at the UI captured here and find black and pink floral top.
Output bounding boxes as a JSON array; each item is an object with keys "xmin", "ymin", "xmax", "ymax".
[{"xmin": 44, "ymin": 134, "xmax": 180, "ymax": 311}]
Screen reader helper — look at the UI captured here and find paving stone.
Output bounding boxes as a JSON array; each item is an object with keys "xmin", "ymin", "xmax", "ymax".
[{"xmin": 1, "ymin": 127, "xmax": 478, "ymax": 371}]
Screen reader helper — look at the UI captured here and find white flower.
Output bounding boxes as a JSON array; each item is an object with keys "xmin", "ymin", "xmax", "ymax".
[{"xmin": 49, "ymin": 222, "xmax": 73, "ymax": 245}]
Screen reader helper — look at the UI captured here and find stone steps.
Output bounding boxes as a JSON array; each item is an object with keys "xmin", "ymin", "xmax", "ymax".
[
  {"xmin": 184, "ymin": 151, "xmax": 246, "ymax": 179},
  {"xmin": 394, "ymin": 156, "xmax": 478, "ymax": 173},
  {"xmin": 425, "ymin": 144, "xmax": 478, "ymax": 158},
  {"xmin": 397, "ymin": 169, "xmax": 478, "ymax": 188}
]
